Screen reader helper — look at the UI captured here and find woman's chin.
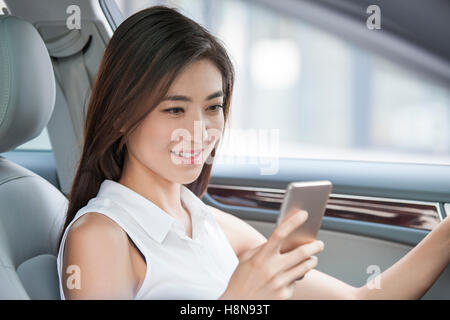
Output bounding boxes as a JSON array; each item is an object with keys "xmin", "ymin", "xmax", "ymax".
[{"xmin": 176, "ymin": 172, "xmax": 203, "ymax": 185}]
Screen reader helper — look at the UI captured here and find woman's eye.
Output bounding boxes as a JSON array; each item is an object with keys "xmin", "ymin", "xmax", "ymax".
[
  {"xmin": 208, "ymin": 105, "xmax": 224, "ymax": 112},
  {"xmin": 163, "ymin": 105, "xmax": 223, "ymax": 115},
  {"xmin": 164, "ymin": 107, "xmax": 184, "ymax": 115}
]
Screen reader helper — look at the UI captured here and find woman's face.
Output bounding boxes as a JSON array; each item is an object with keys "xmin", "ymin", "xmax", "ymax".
[{"xmin": 123, "ymin": 58, "xmax": 225, "ymax": 185}]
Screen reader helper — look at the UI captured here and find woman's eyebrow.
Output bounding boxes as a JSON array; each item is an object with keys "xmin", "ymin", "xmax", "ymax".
[{"xmin": 161, "ymin": 90, "xmax": 224, "ymax": 102}]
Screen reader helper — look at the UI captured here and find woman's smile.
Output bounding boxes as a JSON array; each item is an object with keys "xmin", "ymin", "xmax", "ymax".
[{"xmin": 170, "ymin": 148, "xmax": 204, "ymax": 165}]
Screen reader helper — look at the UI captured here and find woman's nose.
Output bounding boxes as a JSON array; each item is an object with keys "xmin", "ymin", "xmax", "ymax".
[
  {"xmin": 182, "ymin": 112, "xmax": 208, "ymax": 137},
  {"xmin": 190, "ymin": 120, "xmax": 210, "ymax": 146},
  {"xmin": 173, "ymin": 119, "xmax": 210, "ymax": 150}
]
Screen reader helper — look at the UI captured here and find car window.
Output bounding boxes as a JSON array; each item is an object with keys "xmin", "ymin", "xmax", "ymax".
[
  {"xmin": 114, "ymin": 0, "xmax": 450, "ymax": 165},
  {"xmin": 14, "ymin": 127, "xmax": 53, "ymax": 151}
]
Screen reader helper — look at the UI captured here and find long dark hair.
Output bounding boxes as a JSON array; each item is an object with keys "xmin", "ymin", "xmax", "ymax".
[{"xmin": 58, "ymin": 5, "xmax": 234, "ymax": 250}]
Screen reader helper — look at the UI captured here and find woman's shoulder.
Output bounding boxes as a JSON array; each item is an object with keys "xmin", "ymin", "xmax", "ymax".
[
  {"xmin": 65, "ymin": 211, "xmax": 132, "ymax": 265},
  {"xmin": 68, "ymin": 196, "xmax": 126, "ymax": 230},
  {"xmin": 64, "ymin": 211, "xmax": 133, "ymax": 269},
  {"xmin": 62, "ymin": 212, "xmax": 137, "ymax": 299},
  {"xmin": 68, "ymin": 211, "xmax": 125, "ymax": 240}
]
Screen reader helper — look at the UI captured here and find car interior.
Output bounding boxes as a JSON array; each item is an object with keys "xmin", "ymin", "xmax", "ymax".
[{"xmin": 0, "ymin": 0, "xmax": 449, "ymax": 299}]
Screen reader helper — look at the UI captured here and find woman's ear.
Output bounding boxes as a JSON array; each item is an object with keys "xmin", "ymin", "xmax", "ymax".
[{"xmin": 113, "ymin": 117, "xmax": 126, "ymax": 133}]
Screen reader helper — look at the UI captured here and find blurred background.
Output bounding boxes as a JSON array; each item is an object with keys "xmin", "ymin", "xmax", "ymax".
[{"xmin": 8, "ymin": 0, "xmax": 450, "ymax": 166}]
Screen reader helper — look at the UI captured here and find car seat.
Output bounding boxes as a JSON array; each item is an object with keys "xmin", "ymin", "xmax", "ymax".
[{"xmin": 0, "ymin": 15, "xmax": 67, "ymax": 299}]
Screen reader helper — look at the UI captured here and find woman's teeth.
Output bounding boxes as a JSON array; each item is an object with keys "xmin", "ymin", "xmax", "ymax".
[{"xmin": 171, "ymin": 150, "xmax": 201, "ymax": 158}]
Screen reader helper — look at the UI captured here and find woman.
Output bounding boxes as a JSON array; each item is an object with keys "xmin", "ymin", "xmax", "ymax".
[{"xmin": 57, "ymin": 5, "xmax": 450, "ymax": 300}]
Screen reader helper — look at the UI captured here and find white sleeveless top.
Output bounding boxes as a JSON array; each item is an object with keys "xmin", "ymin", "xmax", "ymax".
[{"xmin": 57, "ymin": 179, "xmax": 239, "ymax": 300}]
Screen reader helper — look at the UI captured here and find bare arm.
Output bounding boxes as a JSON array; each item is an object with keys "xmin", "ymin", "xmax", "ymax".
[
  {"xmin": 355, "ymin": 216, "xmax": 450, "ymax": 299},
  {"xmin": 62, "ymin": 212, "xmax": 138, "ymax": 299},
  {"xmin": 292, "ymin": 217, "xmax": 450, "ymax": 300}
]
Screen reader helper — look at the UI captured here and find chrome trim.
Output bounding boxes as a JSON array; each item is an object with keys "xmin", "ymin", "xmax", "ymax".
[
  {"xmin": 445, "ymin": 204, "xmax": 449, "ymax": 219},
  {"xmin": 207, "ymin": 183, "xmax": 443, "ymax": 221},
  {"xmin": 208, "ymin": 184, "xmax": 286, "ymax": 194},
  {"xmin": 327, "ymin": 198, "xmax": 437, "ymax": 216},
  {"xmin": 254, "ymin": 191, "xmax": 285, "ymax": 199},
  {"xmin": 329, "ymin": 193, "xmax": 437, "ymax": 207}
]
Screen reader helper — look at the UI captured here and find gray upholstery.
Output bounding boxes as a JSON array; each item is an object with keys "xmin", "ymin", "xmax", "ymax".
[
  {"xmin": 0, "ymin": 15, "xmax": 56, "ymax": 153},
  {"xmin": 17, "ymin": 255, "xmax": 60, "ymax": 300},
  {"xmin": 0, "ymin": 15, "xmax": 67, "ymax": 299}
]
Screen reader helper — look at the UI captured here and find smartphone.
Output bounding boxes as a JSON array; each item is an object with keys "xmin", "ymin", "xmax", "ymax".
[{"xmin": 276, "ymin": 180, "xmax": 332, "ymax": 254}]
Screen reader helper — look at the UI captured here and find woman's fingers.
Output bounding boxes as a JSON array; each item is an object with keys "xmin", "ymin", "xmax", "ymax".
[
  {"xmin": 279, "ymin": 240, "xmax": 324, "ymax": 271},
  {"xmin": 225, "ymin": 209, "xmax": 324, "ymax": 300},
  {"xmin": 260, "ymin": 210, "xmax": 308, "ymax": 257},
  {"xmin": 274, "ymin": 256, "xmax": 319, "ymax": 289}
]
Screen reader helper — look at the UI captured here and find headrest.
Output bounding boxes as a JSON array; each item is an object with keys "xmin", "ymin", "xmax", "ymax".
[{"xmin": 0, "ymin": 15, "xmax": 55, "ymax": 152}]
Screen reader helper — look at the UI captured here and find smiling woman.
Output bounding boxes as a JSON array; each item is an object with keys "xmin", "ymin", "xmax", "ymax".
[
  {"xmin": 56, "ymin": 4, "xmax": 329, "ymax": 301},
  {"xmin": 56, "ymin": 5, "xmax": 237, "ymax": 299},
  {"xmin": 119, "ymin": 58, "xmax": 226, "ymax": 186}
]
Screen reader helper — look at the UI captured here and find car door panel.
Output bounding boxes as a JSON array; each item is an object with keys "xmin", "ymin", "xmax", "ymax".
[{"xmin": 203, "ymin": 158, "xmax": 450, "ymax": 299}]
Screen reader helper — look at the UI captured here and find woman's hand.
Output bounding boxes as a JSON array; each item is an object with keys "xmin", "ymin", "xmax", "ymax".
[{"xmin": 219, "ymin": 210, "xmax": 324, "ymax": 300}]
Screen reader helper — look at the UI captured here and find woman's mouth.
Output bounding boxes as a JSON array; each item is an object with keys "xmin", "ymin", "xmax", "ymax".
[{"xmin": 170, "ymin": 149, "xmax": 203, "ymax": 165}]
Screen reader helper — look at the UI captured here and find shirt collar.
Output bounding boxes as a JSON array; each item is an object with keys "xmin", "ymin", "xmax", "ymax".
[{"xmin": 96, "ymin": 179, "xmax": 208, "ymax": 244}]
